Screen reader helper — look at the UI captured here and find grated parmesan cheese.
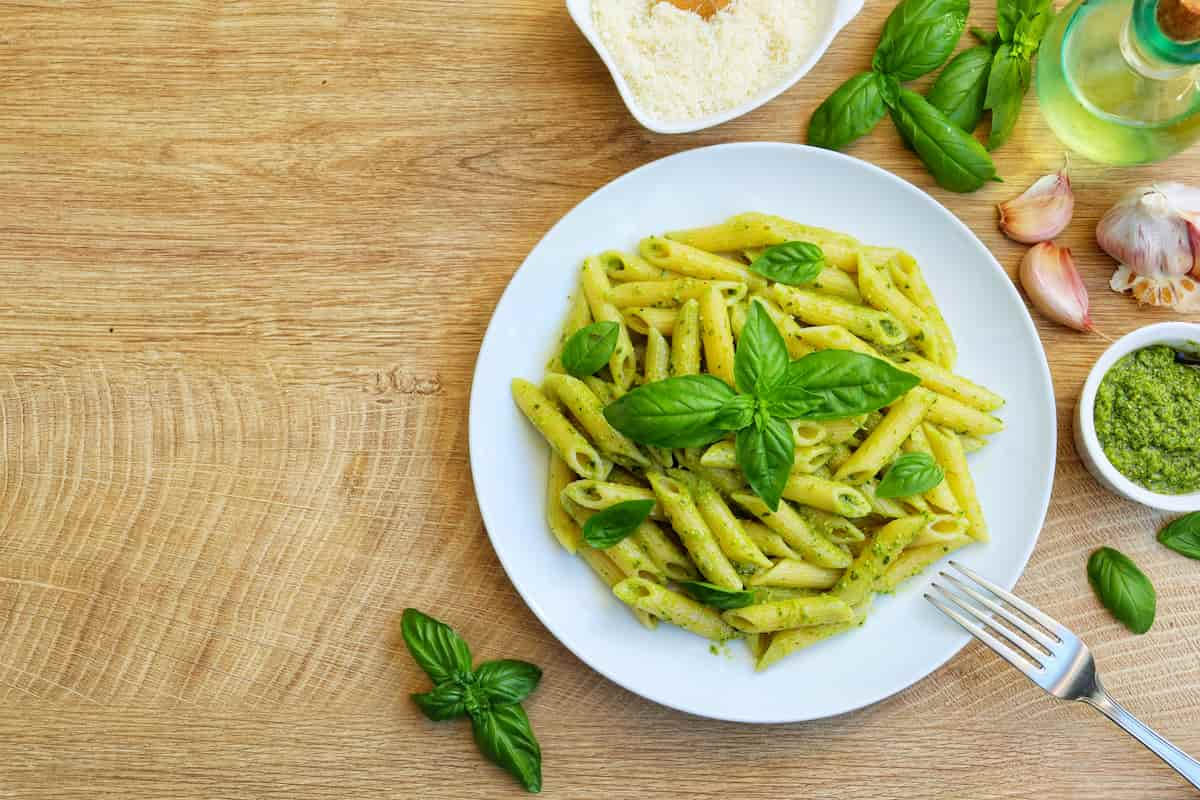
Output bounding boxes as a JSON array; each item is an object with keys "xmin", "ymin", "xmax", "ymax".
[{"xmin": 591, "ymin": 0, "xmax": 830, "ymax": 123}]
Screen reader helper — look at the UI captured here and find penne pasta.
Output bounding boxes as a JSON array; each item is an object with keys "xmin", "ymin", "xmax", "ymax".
[
  {"xmin": 833, "ymin": 515, "xmax": 926, "ymax": 606},
  {"xmin": 698, "ymin": 285, "xmax": 736, "ymax": 386},
  {"xmin": 893, "ymin": 352, "xmax": 1005, "ymax": 413},
  {"xmin": 543, "ymin": 373, "xmax": 650, "ymax": 469},
  {"xmin": 903, "ymin": 425, "xmax": 961, "ymax": 512},
  {"xmin": 561, "ymin": 479, "xmax": 662, "ymax": 519},
  {"xmin": 581, "ymin": 256, "xmax": 638, "ymax": 389},
  {"xmin": 769, "ymin": 284, "xmax": 907, "ymax": 346},
  {"xmin": 608, "ymin": 278, "xmax": 747, "ymax": 309},
  {"xmin": 747, "ymin": 558, "xmax": 843, "ymax": 590},
  {"xmin": 633, "ymin": 519, "xmax": 699, "ymax": 582},
  {"xmin": 925, "ymin": 392, "xmax": 1005, "ymax": 437},
  {"xmin": 756, "ymin": 601, "xmax": 870, "ymax": 670},
  {"xmin": 732, "ymin": 493, "xmax": 852, "ymax": 569},
  {"xmin": 649, "ymin": 472, "xmax": 743, "ymax": 590},
  {"xmin": 754, "ymin": 296, "xmax": 817, "ymax": 359},
  {"xmin": 889, "ymin": 251, "xmax": 957, "ymax": 368},
  {"xmin": 857, "ymin": 246, "xmax": 943, "ymax": 364},
  {"xmin": 614, "ymin": 577, "xmax": 737, "ymax": 640},
  {"xmin": 670, "ymin": 298, "xmax": 702, "ymax": 376},
  {"xmin": 925, "ymin": 424, "xmax": 989, "ymax": 541},
  {"xmin": 781, "ymin": 473, "xmax": 872, "ymax": 518},
  {"xmin": 835, "ymin": 388, "xmax": 937, "ymax": 484},
  {"xmin": 598, "ymin": 249, "xmax": 675, "ymax": 283},
  {"xmin": 639, "ymin": 236, "xmax": 759, "ymax": 284},
  {"xmin": 624, "ymin": 306, "xmax": 677, "ymax": 337},
  {"xmin": 741, "ymin": 520, "xmax": 801, "ymax": 560},
  {"xmin": 547, "ymin": 452, "xmax": 584, "ymax": 553},
  {"xmin": 579, "ymin": 546, "xmax": 658, "ymax": 630},
  {"xmin": 723, "ymin": 595, "xmax": 855, "ymax": 633},
  {"xmin": 674, "ymin": 471, "xmax": 771, "ymax": 569},
  {"xmin": 547, "ymin": 288, "xmax": 593, "ymax": 374},
  {"xmin": 512, "ymin": 379, "xmax": 612, "ymax": 480}
]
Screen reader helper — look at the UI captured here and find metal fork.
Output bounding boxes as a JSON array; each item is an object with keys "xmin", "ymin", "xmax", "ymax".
[{"xmin": 927, "ymin": 561, "xmax": 1200, "ymax": 791}]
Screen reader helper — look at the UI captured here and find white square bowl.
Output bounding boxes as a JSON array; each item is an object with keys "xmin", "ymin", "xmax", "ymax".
[{"xmin": 566, "ymin": 0, "xmax": 865, "ymax": 134}]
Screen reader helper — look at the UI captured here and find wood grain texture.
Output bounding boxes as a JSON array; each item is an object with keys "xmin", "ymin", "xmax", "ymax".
[{"xmin": 0, "ymin": 0, "xmax": 1197, "ymax": 797}]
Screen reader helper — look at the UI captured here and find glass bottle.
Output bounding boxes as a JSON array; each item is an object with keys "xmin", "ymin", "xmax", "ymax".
[{"xmin": 1036, "ymin": 0, "xmax": 1200, "ymax": 164}]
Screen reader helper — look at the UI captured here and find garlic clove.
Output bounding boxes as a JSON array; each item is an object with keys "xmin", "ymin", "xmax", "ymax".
[
  {"xmin": 1019, "ymin": 241, "xmax": 1093, "ymax": 332},
  {"xmin": 998, "ymin": 166, "xmax": 1074, "ymax": 244},
  {"xmin": 1097, "ymin": 182, "xmax": 1200, "ymax": 309}
]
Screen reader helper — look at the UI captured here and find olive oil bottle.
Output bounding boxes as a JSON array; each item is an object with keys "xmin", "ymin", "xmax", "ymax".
[{"xmin": 1036, "ymin": 0, "xmax": 1200, "ymax": 164}]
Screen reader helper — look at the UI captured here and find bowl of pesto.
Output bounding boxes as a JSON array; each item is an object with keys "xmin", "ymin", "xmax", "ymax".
[{"xmin": 1076, "ymin": 322, "xmax": 1200, "ymax": 511}]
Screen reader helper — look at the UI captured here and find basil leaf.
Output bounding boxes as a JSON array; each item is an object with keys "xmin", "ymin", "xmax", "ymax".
[
  {"xmin": 582, "ymin": 499, "xmax": 655, "ymax": 549},
  {"xmin": 876, "ymin": 452, "xmax": 945, "ymax": 498},
  {"xmin": 471, "ymin": 703, "xmax": 543, "ymax": 793},
  {"xmin": 1013, "ymin": 3, "xmax": 1054, "ymax": 51},
  {"xmin": 998, "ymin": 0, "xmax": 1051, "ymax": 43},
  {"xmin": 560, "ymin": 321, "xmax": 618, "ymax": 378},
  {"xmin": 712, "ymin": 394, "xmax": 756, "ymax": 431},
  {"xmin": 808, "ymin": 72, "xmax": 888, "ymax": 151},
  {"xmin": 764, "ymin": 387, "xmax": 822, "ymax": 420},
  {"xmin": 749, "ymin": 241, "xmax": 825, "ymax": 287},
  {"xmin": 889, "ymin": 88, "xmax": 998, "ymax": 193},
  {"xmin": 679, "ymin": 580, "xmax": 758, "ymax": 610},
  {"xmin": 984, "ymin": 44, "xmax": 1032, "ymax": 151},
  {"xmin": 971, "ymin": 26, "xmax": 999, "ymax": 47},
  {"xmin": 736, "ymin": 416, "xmax": 794, "ymax": 512},
  {"xmin": 401, "ymin": 608, "xmax": 473, "ymax": 686},
  {"xmin": 782, "ymin": 350, "xmax": 920, "ymax": 420},
  {"xmin": 604, "ymin": 374, "xmax": 737, "ymax": 447},
  {"xmin": 1158, "ymin": 512, "xmax": 1200, "ymax": 560},
  {"xmin": 474, "ymin": 659, "xmax": 543, "ymax": 706},
  {"xmin": 735, "ymin": 302, "xmax": 790, "ymax": 397},
  {"xmin": 412, "ymin": 681, "xmax": 469, "ymax": 721},
  {"xmin": 927, "ymin": 46, "xmax": 995, "ymax": 132},
  {"xmin": 873, "ymin": 0, "xmax": 969, "ymax": 82},
  {"xmin": 1087, "ymin": 547, "xmax": 1156, "ymax": 634}
]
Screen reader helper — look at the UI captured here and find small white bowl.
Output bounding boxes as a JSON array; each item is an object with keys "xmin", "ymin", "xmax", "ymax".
[
  {"xmin": 566, "ymin": 0, "xmax": 865, "ymax": 134},
  {"xmin": 1075, "ymin": 321, "xmax": 1200, "ymax": 512}
]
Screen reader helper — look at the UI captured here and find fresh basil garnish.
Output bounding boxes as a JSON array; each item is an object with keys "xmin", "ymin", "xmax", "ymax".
[
  {"xmin": 735, "ymin": 301, "xmax": 790, "ymax": 396},
  {"xmin": 560, "ymin": 321, "xmax": 618, "ymax": 378},
  {"xmin": 679, "ymin": 580, "xmax": 758, "ymax": 610},
  {"xmin": 472, "ymin": 703, "xmax": 542, "ymax": 794},
  {"xmin": 402, "ymin": 608, "xmax": 473, "ymax": 685},
  {"xmin": 1158, "ymin": 512, "xmax": 1200, "ymax": 560},
  {"xmin": 603, "ymin": 374, "xmax": 738, "ymax": 448},
  {"xmin": 889, "ymin": 88, "xmax": 998, "ymax": 193},
  {"xmin": 582, "ymin": 499, "xmax": 655, "ymax": 549},
  {"xmin": 983, "ymin": 43, "xmax": 1031, "ymax": 150},
  {"xmin": 412, "ymin": 681, "xmax": 470, "ymax": 721},
  {"xmin": 873, "ymin": 0, "xmax": 969, "ymax": 82},
  {"xmin": 808, "ymin": 71, "xmax": 889, "ymax": 150},
  {"xmin": 749, "ymin": 241, "xmax": 826, "ymax": 287},
  {"xmin": 712, "ymin": 394, "xmax": 756, "ymax": 431},
  {"xmin": 775, "ymin": 350, "xmax": 920, "ymax": 420},
  {"xmin": 927, "ymin": 45, "xmax": 995, "ymax": 132},
  {"xmin": 1087, "ymin": 548, "xmax": 1156, "ymax": 634},
  {"xmin": 474, "ymin": 659, "xmax": 543, "ymax": 706},
  {"xmin": 402, "ymin": 609, "xmax": 543, "ymax": 793},
  {"xmin": 736, "ymin": 416, "xmax": 795, "ymax": 512},
  {"xmin": 876, "ymin": 452, "xmax": 945, "ymax": 498}
]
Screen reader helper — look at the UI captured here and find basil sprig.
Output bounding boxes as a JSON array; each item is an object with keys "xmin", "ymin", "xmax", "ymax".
[
  {"xmin": 749, "ymin": 241, "xmax": 825, "ymax": 286},
  {"xmin": 927, "ymin": 45, "xmax": 994, "ymax": 132},
  {"xmin": 402, "ymin": 609, "xmax": 543, "ymax": 792},
  {"xmin": 560, "ymin": 321, "xmax": 618, "ymax": 378},
  {"xmin": 1158, "ymin": 512, "xmax": 1200, "ymax": 560},
  {"xmin": 1086, "ymin": 548, "xmax": 1156, "ymax": 635},
  {"xmin": 930, "ymin": 0, "xmax": 1054, "ymax": 149},
  {"xmin": 582, "ymin": 499, "xmax": 655, "ymax": 549},
  {"xmin": 876, "ymin": 452, "xmax": 945, "ymax": 498},
  {"xmin": 604, "ymin": 302, "xmax": 919, "ymax": 510},
  {"xmin": 679, "ymin": 581, "xmax": 758, "ymax": 610},
  {"xmin": 808, "ymin": 0, "xmax": 997, "ymax": 192}
]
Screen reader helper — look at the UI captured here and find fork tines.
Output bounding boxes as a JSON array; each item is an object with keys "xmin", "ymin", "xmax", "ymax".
[{"xmin": 925, "ymin": 560, "xmax": 1067, "ymax": 680}]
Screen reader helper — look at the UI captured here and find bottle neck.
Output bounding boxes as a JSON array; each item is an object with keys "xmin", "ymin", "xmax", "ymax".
[{"xmin": 1130, "ymin": 0, "xmax": 1200, "ymax": 67}]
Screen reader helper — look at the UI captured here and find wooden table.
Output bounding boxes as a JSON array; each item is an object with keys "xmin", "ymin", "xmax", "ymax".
[{"xmin": 0, "ymin": 1, "xmax": 1196, "ymax": 797}]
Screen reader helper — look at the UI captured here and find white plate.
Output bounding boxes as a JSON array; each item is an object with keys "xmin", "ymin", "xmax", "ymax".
[
  {"xmin": 566, "ymin": 0, "xmax": 864, "ymax": 134},
  {"xmin": 469, "ymin": 143, "xmax": 1056, "ymax": 723}
]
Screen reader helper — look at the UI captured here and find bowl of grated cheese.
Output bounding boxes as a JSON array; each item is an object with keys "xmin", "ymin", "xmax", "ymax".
[{"xmin": 569, "ymin": 0, "xmax": 864, "ymax": 134}]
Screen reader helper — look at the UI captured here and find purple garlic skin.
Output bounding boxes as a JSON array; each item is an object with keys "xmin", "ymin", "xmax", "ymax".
[
  {"xmin": 1098, "ymin": 183, "xmax": 1200, "ymax": 310},
  {"xmin": 998, "ymin": 167, "xmax": 1074, "ymax": 244}
]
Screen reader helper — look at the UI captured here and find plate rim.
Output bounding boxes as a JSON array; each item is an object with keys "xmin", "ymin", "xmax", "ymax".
[{"xmin": 468, "ymin": 141, "xmax": 1056, "ymax": 723}]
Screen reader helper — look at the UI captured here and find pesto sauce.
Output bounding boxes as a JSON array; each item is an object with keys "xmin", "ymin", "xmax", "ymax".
[{"xmin": 1094, "ymin": 345, "xmax": 1200, "ymax": 495}]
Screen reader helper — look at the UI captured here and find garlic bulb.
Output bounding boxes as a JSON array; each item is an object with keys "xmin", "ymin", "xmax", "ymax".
[
  {"xmin": 1097, "ymin": 183, "xmax": 1200, "ymax": 310},
  {"xmin": 1019, "ymin": 242, "xmax": 1094, "ymax": 332},
  {"xmin": 998, "ymin": 166, "xmax": 1074, "ymax": 243}
]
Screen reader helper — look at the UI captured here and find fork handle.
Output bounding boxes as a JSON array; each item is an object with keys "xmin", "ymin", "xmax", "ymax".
[{"xmin": 1086, "ymin": 686, "xmax": 1200, "ymax": 790}]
